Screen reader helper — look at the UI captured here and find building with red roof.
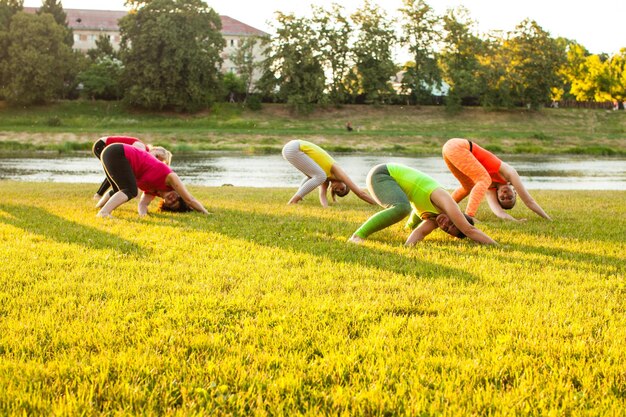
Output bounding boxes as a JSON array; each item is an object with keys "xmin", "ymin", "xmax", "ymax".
[{"xmin": 23, "ymin": 7, "xmax": 267, "ymax": 86}]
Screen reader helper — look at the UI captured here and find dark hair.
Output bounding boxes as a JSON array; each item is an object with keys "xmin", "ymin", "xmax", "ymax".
[
  {"xmin": 456, "ymin": 214, "xmax": 475, "ymax": 239},
  {"xmin": 331, "ymin": 183, "xmax": 350, "ymax": 198},
  {"xmin": 158, "ymin": 196, "xmax": 192, "ymax": 213}
]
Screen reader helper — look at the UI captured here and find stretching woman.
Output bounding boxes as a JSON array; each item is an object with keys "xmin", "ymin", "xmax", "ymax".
[
  {"xmin": 92, "ymin": 136, "xmax": 172, "ymax": 200},
  {"xmin": 348, "ymin": 163, "xmax": 497, "ymax": 246},
  {"xmin": 96, "ymin": 143, "xmax": 208, "ymax": 217},
  {"xmin": 282, "ymin": 139, "xmax": 376, "ymax": 207},
  {"xmin": 442, "ymin": 138, "xmax": 551, "ymax": 221}
]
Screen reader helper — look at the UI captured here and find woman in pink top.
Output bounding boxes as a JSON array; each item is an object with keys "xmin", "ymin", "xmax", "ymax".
[
  {"xmin": 92, "ymin": 136, "xmax": 172, "ymax": 199},
  {"xmin": 95, "ymin": 143, "xmax": 208, "ymax": 217}
]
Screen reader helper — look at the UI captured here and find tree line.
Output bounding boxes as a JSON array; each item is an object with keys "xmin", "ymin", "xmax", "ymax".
[{"xmin": 1, "ymin": 0, "xmax": 625, "ymax": 113}]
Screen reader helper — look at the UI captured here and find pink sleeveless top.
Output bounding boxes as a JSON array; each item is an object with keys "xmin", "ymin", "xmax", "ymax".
[
  {"xmin": 105, "ymin": 136, "xmax": 144, "ymax": 147},
  {"xmin": 122, "ymin": 144, "xmax": 173, "ymax": 195}
]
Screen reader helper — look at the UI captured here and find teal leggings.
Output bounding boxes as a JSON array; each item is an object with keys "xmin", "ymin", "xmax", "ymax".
[{"xmin": 354, "ymin": 164, "xmax": 415, "ymax": 238}]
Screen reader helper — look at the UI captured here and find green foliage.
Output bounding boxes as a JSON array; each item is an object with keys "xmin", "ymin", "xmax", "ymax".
[
  {"xmin": 439, "ymin": 7, "xmax": 485, "ymax": 109},
  {"xmin": 398, "ymin": 0, "xmax": 442, "ymax": 104},
  {"xmin": 0, "ymin": 183, "xmax": 624, "ymax": 415},
  {"xmin": 0, "ymin": 0, "xmax": 22, "ymax": 29},
  {"xmin": 78, "ymin": 58, "xmax": 124, "ymax": 100},
  {"xmin": 0, "ymin": 12, "xmax": 75, "ymax": 105},
  {"xmin": 86, "ymin": 34, "xmax": 118, "ymax": 62},
  {"xmin": 36, "ymin": 0, "xmax": 72, "ymax": 46},
  {"xmin": 222, "ymin": 71, "xmax": 246, "ymax": 100},
  {"xmin": 260, "ymin": 12, "xmax": 326, "ymax": 111},
  {"xmin": 0, "ymin": 1, "xmax": 23, "ymax": 99},
  {"xmin": 119, "ymin": 0, "xmax": 225, "ymax": 112},
  {"xmin": 606, "ymin": 50, "xmax": 626, "ymax": 101},
  {"xmin": 349, "ymin": 1, "xmax": 397, "ymax": 104},
  {"xmin": 311, "ymin": 3, "xmax": 352, "ymax": 105},
  {"xmin": 245, "ymin": 94, "xmax": 262, "ymax": 111},
  {"xmin": 229, "ymin": 36, "xmax": 264, "ymax": 99},
  {"xmin": 505, "ymin": 19, "xmax": 567, "ymax": 109}
]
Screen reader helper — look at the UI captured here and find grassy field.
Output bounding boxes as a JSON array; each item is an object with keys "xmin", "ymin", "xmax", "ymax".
[
  {"xmin": 0, "ymin": 101, "xmax": 625, "ymax": 156},
  {"xmin": 0, "ymin": 182, "xmax": 624, "ymax": 415}
]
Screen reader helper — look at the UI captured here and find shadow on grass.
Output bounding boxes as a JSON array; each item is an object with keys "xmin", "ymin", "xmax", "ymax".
[
  {"xmin": 147, "ymin": 207, "xmax": 480, "ymax": 283},
  {"xmin": 0, "ymin": 204, "xmax": 145, "ymax": 254},
  {"xmin": 509, "ymin": 240, "xmax": 624, "ymax": 272}
]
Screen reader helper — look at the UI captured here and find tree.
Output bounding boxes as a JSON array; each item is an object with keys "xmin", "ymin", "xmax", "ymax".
[
  {"xmin": 229, "ymin": 36, "xmax": 264, "ymax": 101},
  {"xmin": 311, "ymin": 3, "xmax": 352, "ymax": 105},
  {"xmin": 258, "ymin": 12, "xmax": 326, "ymax": 112},
  {"xmin": 566, "ymin": 52, "xmax": 610, "ymax": 102},
  {"xmin": 505, "ymin": 19, "xmax": 566, "ymax": 109},
  {"xmin": 439, "ymin": 6, "xmax": 485, "ymax": 110},
  {"xmin": 119, "ymin": 0, "xmax": 224, "ymax": 112},
  {"xmin": 37, "ymin": 0, "xmax": 72, "ymax": 46},
  {"xmin": 349, "ymin": 0, "xmax": 397, "ymax": 104},
  {"xmin": 0, "ymin": 0, "xmax": 23, "ymax": 98},
  {"xmin": 398, "ymin": 0, "xmax": 441, "ymax": 105},
  {"xmin": 476, "ymin": 33, "xmax": 517, "ymax": 108},
  {"xmin": 0, "ymin": 0, "xmax": 21, "ymax": 28},
  {"xmin": 606, "ymin": 50, "xmax": 626, "ymax": 103},
  {"xmin": 87, "ymin": 34, "xmax": 118, "ymax": 61},
  {"xmin": 222, "ymin": 71, "xmax": 245, "ymax": 101},
  {"xmin": 1, "ymin": 11, "xmax": 74, "ymax": 104},
  {"xmin": 78, "ymin": 57, "xmax": 123, "ymax": 100}
]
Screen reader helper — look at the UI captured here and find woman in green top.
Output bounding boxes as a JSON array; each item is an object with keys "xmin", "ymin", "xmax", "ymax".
[{"xmin": 349, "ymin": 164, "xmax": 497, "ymax": 245}]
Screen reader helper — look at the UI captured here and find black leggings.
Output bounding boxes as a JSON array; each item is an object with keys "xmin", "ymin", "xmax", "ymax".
[{"xmin": 100, "ymin": 143, "xmax": 138, "ymax": 199}]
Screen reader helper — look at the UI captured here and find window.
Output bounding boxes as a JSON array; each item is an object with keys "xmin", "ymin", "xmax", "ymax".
[
  {"xmin": 79, "ymin": 34, "xmax": 87, "ymax": 41},
  {"xmin": 230, "ymin": 39, "xmax": 234, "ymax": 47}
]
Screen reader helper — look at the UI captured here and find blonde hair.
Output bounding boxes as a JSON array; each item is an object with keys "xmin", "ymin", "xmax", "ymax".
[{"xmin": 149, "ymin": 146, "xmax": 173, "ymax": 165}]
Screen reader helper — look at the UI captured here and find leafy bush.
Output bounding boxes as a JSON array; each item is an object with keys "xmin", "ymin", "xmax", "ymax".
[
  {"xmin": 77, "ymin": 58, "xmax": 123, "ymax": 100},
  {"xmin": 245, "ymin": 95, "xmax": 262, "ymax": 111}
]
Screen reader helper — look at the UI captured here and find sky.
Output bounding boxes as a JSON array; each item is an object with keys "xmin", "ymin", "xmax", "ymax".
[{"xmin": 23, "ymin": 0, "xmax": 626, "ymax": 57}]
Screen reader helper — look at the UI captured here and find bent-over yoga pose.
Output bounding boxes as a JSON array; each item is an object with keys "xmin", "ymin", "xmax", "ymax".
[
  {"xmin": 349, "ymin": 163, "xmax": 497, "ymax": 245},
  {"xmin": 96, "ymin": 143, "xmax": 208, "ymax": 217},
  {"xmin": 92, "ymin": 136, "xmax": 172, "ymax": 200},
  {"xmin": 442, "ymin": 138, "xmax": 551, "ymax": 221},
  {"xmin": 282, "ymin": 139, "xmax": 376, "ymax": 207}
]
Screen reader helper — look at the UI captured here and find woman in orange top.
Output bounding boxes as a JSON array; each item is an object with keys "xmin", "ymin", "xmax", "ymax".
[{"xmin": 442, "ymin": 138, "xmax": 552, "ymax": 221}]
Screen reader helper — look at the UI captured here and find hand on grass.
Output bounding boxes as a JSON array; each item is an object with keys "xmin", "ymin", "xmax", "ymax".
[{"xmin": 348, "ymin": 235, "xmax": 365, "ymax": 244}]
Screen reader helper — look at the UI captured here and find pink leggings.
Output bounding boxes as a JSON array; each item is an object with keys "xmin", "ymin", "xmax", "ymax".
[{"xmin": 442, "ymin": 139, "xmax": 491, "ymax": 217}]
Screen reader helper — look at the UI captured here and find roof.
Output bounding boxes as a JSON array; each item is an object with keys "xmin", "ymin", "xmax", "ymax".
[
  {"xmin": 22, "ymin": 7, "xmax": 268, "ymax": 36},
  {"xmin": 23, "ymin": 7, "xmax": 127, "ymax": 31},
  {"xmin": 220, "ymin": 15, "xmax": 267, "ymax": 37}
]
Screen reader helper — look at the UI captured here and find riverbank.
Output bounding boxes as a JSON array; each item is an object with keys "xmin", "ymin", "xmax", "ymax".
[
  {"xmin": 0, "ymin": 182, "xmax": 624, "ymax": 415},
  {"xmin": 0, "ymin": 101, "xmax": 625, "ymax": 155}
]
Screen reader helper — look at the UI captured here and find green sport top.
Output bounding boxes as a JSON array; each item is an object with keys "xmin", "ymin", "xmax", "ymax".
[
  {"xmin": 299, "ymin": 140, "xmax": 336, "ymax": 178},
  {"xmin": 387, "ymin": 163, "xmax": 441, "ymax": 219}
]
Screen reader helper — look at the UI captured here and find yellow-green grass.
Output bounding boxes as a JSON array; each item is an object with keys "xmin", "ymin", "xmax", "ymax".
[{"xmin": 0, "ymin": 181, "xmax": 624, "ymax": 415}]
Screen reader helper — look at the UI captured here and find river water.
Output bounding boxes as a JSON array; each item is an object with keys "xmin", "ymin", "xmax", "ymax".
[{"xmin": 0, "ymin": 153, "xmax": 625, "ymax": 190}]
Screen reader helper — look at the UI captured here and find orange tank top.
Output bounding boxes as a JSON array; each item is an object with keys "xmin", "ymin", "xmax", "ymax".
[{"xmin": 470, "ymin": 141, "xmax": 507, "ymax": 184}]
